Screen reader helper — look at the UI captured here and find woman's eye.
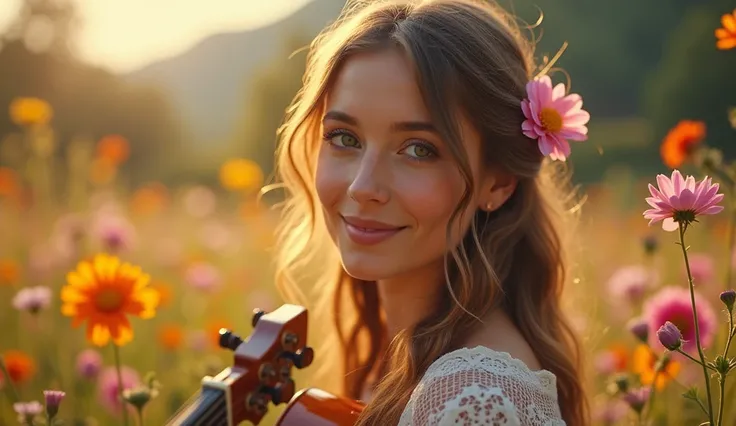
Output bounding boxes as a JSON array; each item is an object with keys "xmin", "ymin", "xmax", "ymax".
[
  {"xmin": 330, "ymin": 132, "xmax": 360, "ymax": 148},
  {"xmin": 403, "ymin": 143, "xmax": 435, "ymax": 159}
]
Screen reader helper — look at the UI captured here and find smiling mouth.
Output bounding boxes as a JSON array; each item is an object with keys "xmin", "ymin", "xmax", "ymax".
[{"xmin": 340, "ymin": 216, "xmax": 407, "ymax": 246}]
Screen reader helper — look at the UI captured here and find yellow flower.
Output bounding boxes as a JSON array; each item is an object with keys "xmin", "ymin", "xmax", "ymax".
[
  {"xmin": 219, "ymin": 158, "xmax": 264, "ymax": 192},
  {"xmin": 61, "ymin": 254, "xmax": 159, "ymax": 346},
  {"xmin": 9, "ymin": 97, "xmax": 53, "ymax": 127}
]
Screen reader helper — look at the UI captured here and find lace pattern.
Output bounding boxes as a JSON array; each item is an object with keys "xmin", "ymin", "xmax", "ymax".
[{"xmin": 398, "ymin": 346, "xmax": 565, "ymax": 426}]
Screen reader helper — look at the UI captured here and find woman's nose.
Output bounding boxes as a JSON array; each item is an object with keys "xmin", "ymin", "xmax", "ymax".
[{"xmin": 346, "ymin": 154, "xmax": 390, "ymax": 205}]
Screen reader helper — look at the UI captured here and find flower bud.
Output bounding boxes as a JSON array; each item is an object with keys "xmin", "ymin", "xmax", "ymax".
[
  {"xmin": 123, "ymin": 386, "xmax": 153, "ymax": 410},
  {"xmin": 720, "ymin": 289, "xmax": 736, "ymax": 312},
  {"xmin": 642, "ymin": 235, "xmax": 658, "ymax": 255},
  {"xmin": 627, "ymin": 317, "xmax": 649, "ymax": 343},
  {"xmin": 43, "ymin": 390, "xmax": 65, "ymax": 420},
  {"xmin": 657, "ymin": 321, "xmax": 683, "ymax": 351},
  {"xmin": 712, "ymin": 355, "xmax": 733, "ymax": 376},
  {"xmin": 622, "ymin": 387, "xmax": 651, "ymax": 413}
]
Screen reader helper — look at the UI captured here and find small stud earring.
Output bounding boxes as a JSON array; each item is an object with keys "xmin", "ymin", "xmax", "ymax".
[{"xmin": 485, "ymin": 201, "xmax": 493, "ymax": 211}]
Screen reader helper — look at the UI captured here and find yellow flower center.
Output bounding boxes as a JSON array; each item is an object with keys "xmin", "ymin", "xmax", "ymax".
[
  {"xmin": 94, "ymin": 288, "xmax": 124, "ymax": 312},
  {"xmin": 539, "ymin": 108, "xmax": 563, "ymax": 133}
]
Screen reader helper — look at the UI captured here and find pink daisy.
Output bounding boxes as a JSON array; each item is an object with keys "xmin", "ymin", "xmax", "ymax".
[
  {"xmin": 521, "ymin": 75, "xmax": 590, "ymax": 161},
  {"xmin": 97, "ymin": 366, "xmax": 140, "ymax": 414},
  {"xmin": 642, "ymin": 286, "xmax": 717, "ymax": 352},
  {"xmin": 643, "ymin": 170, "xmax": 724, "ymax": 232}
]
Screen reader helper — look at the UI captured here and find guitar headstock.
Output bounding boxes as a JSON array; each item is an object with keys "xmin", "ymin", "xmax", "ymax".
[{"xmin": 202, "ymin": 304, "xmax": 314, "ymax": 425}]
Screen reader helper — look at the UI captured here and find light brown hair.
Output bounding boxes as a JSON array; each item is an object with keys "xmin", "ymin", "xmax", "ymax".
[{"xmin": 270, "ymin": 0, "xmax": 589, "ymax": 424}]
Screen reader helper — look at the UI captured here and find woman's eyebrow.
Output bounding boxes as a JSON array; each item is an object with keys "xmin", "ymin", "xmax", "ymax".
[{"xmin": 323, "ymin": 110, "xmax": 439, "ymax": 135}]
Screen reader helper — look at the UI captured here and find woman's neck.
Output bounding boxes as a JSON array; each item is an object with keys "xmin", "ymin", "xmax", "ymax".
[{"xmin": 376, "ymin": 259, "xmax": 445, "ymax": 340}]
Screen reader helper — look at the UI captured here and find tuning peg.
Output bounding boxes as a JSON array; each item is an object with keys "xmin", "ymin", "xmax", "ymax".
[
  {"xmin": 280, "ymin": 346, "xmax": 314, "ymax": 369},
  {"xmin": 261, "ymin": 379, "xmax": 295, "ymax": 405},
  {"xmin": 218, "ymin": 328, "xmax": 243, "ymax": 351},
  {"xmin": 251, "ymin": 308, "xmax": 266, "ymax": 327}
]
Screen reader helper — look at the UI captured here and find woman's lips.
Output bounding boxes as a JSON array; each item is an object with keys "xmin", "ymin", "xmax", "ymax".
[{"xmin": 341, "ymin": 216, "xmax": 406, "ymax": 246}]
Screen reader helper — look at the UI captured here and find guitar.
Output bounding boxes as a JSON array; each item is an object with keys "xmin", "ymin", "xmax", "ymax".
[{"xmin": 165, "ymin": 304, "xmax": 365, "ymax": 426}]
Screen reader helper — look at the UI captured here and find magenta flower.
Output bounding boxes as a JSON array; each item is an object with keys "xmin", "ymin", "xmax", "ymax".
[
  {"xmin": 12, "ymin": 286, "xmax": 52, "ymax": 314},
  {"xmin": 97, "ymin": 366, "xmax": 140, "ymax": 414},
  {"xmin": 644, "ymin": 170, "xmax": 724, "ymax": 232},
  {"xmin": 606, "ymin": 265, "xmax": 657, "ymax": 302},
  {"xmin": 76, "ymin": 349, "xmax": 103, "ymax": 379},
  {"xmin": 521, "ymin": 75, "xmax": 590, "ymax": 161},
  {"xmin": 643, "ymin": 286, "xmax": 717, "ymax": 352}
]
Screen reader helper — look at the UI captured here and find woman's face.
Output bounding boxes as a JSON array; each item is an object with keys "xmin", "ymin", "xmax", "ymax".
[{"xmin": 315, "ymin": 49, "xmax": 496, "ymax": 282}]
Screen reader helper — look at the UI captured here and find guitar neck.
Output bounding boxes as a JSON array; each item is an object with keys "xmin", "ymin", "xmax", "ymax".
[{"xmin": 167, "ymin": 387, "xmax": 229, "ymax": 426}]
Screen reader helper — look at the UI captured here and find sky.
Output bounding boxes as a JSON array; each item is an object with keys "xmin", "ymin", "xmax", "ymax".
[{"xmin": 0, "ymin": 0, "xmax": 313, "ymax": 73}]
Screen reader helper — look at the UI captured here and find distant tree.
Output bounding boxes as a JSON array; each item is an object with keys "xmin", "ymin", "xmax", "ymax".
[{"xmin": 642, "ymin": 0, "xmax": 736, "ymax": 159}]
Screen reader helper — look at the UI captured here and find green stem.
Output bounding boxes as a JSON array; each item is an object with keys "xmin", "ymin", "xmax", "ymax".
[
  {"xmin": 725, "ymin": 311, "xmax": 735, "ymax": 358},
  {"xmin": 0, "ymin": 357, "xmax": 20, "ymax": 404},
  {"xmin": 717, "ymin": 374, "xmax": 726, "ymax": 426},
  {"xmin": 137, "ymin": 408, "xmax": 144, "ymax": 426},
  {"xmin": 679, "ymin": 223, "xmax": 715, "ymax": 426},
  {"xmin": 675, "ymin": 349, "xmax": 718, "ymax": 371},
  {"xmin": 112, "ymin": 344, "xmax": 130, "ymax": 426}
]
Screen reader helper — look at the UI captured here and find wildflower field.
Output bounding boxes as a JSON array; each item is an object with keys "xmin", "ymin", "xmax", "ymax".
[{"xmin": 1, "ymin": 8, "xmax": 736, "ymax": 426}]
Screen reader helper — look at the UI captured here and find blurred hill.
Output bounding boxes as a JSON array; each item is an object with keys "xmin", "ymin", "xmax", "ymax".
[{"xmin": 125, "ymin": 0, "xmax": 346, "ymax": 147}]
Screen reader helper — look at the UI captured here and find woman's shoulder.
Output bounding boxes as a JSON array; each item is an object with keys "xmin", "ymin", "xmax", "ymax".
[{"xmin": 398, "ymin": 346, "xmax": 564, "ymax": 426}]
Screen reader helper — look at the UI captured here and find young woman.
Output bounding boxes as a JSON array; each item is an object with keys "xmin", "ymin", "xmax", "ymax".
[{"xmin": 270, "ymin": 0, "xmax": 590, "ymax": 424}]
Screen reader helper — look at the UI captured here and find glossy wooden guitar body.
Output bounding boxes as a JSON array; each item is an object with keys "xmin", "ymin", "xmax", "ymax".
[{"xmin": 277, "ymin": 388, "xmax": 365, "ymax": 425}]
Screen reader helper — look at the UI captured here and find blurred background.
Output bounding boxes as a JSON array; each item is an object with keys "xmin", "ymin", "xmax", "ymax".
[{"xmin": 1, "ymin": 0, "xmax": 735, "ymax": 425}]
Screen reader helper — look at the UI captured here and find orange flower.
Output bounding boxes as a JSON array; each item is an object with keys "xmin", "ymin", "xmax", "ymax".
[
  {"xmin": 716, "ymin": 9, "xmax": 736, "ymax": 50},
  {"xmin": 2, "ymin": 350, "xmax": 36, "ymax": 384},
  {"xmin": 9, "ymin": 97, "xmax": 53, "ymax": 127},
  {"xmin": 631, "ymin": 344, "xmax": 681, "ymax": 390},
  {"xmin": 0, "ymin": 259, "xmax": 20, "ymax": 286},
  {"xmin": 660, "ymin": 120, "xmax": 706, "ymax": 168},
  {"xmin": 158, "ymin": 323, "xmax": 184, "ymax": 351},
  {"xmin": 0, "ymin": 167, "xmax": 21, "ymax": 198},
  {"xmin": 96, "ymin": 135, "xmax": 130, "ymax": 165},
  {"xmin": 61, "ymin": 254, "xmax": 159, "ymax": 346}
]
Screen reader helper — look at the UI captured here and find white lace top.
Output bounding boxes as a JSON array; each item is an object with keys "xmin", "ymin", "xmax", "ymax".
[{"xmin": 397, "ymin": 346, "xmax": 565, "ymax": 425}]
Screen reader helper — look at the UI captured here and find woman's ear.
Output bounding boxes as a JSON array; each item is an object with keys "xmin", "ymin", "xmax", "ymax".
[{"xmin": 478, "ymin": 170, "xmax": 517, "ymax": 212}]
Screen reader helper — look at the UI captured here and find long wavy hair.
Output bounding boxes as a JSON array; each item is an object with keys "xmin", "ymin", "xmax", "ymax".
[{"xmin": 270, "ymin": 0, "xmax": 589, "ymax": 424}]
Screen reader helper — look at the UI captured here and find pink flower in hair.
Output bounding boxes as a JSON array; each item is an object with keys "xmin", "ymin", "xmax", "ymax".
[{"xmin": 521, "ymin": 75, "xmax": 590, "ymax": 161}]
